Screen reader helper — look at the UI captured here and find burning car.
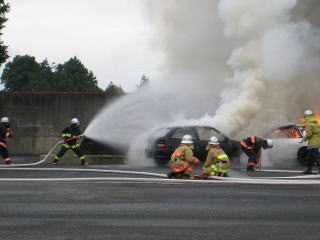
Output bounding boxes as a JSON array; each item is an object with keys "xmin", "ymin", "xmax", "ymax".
[
  {"xmin": 264, "ymin": 124, "xmax": 310, "ymax": 166},
  {"xmin": 145, "ymin": 125, "xmax": 241, "ymax": 166}
]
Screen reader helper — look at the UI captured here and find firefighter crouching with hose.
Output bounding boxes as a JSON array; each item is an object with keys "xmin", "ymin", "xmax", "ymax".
[
  {"xmin": 53, "ymin": 118, "xmax": 87, "ymax": 166},
  {"xmin": 167, "ymin": 134, "xmax": 200, "ymax": 179},
  {"xmin": 240, "ymin": 136, "xmax": 273, "ymax": 172},
  {"xmin": 0, "ymin": 117, "xmax": 14, "ymax": 165},
  {"xmin": 201, "ymin": 136, "xmax": 231, "ymax": 178}
]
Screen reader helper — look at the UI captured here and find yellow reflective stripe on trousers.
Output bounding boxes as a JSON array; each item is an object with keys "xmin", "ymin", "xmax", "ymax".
[
  {"xmin": 62, "ymin": 144, "xmax": 70, "ymax": 148},
  {"xmin": 71, "ymin": 144, "xmax": 80, "ymax": 149},
  {"xmin": 80, "ymin": 156, "xmax": 86, "ymax": 160}
]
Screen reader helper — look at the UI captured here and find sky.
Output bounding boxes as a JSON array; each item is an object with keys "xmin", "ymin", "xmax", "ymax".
[{"xmin": 1, "ymin": 0, "xmax": 164, "ymax": 92}]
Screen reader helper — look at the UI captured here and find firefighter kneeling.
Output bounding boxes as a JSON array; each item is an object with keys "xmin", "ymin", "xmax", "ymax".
[
  {"xmin": 240, "ymin": 136, "xmax": 273, "ymax": 172},
  {"xmin": 168, "ymin": 134, "xmax": 200, "ymax": 179},
  {"xmin": 202, "ymin": 136, "xmax": 231, "ymax": 178}
]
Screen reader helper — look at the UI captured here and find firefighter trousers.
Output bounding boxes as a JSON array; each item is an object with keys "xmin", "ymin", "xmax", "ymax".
[
  {"xmin": 305, "ymin": 148, "xmax": 320, "ymax": 171},
  {"xmin": 0, "ymin": 141, "xmax": 11, "ymax": 163},
  {"xmin": 242, "ymin": 147, "xmax": 258, "ymax": 170},
  {"xmin": 54, "ymin": 145, "xmax": 86, "ymax": 163}
]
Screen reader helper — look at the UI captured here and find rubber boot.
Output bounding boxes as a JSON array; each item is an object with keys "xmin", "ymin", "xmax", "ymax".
[
  {"xmin": 167, "ymin": 172, "xmax": 174, "ymax": 179},
  {"xmin": 303, "ymin": 166, "xmax": 312, "ymax": 174},
  {"xmin": 81, "ymin": 160, "xmax": 88, "ymax": 166}
]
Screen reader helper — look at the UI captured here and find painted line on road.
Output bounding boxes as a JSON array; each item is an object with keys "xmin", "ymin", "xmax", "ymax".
[
  {"xmin": 0, "ymin": 176, "xmax": 319, "ymax": 185},
  {"xmin": 0, "ymin": 167, "xmax": 319, "ymax": 185}
]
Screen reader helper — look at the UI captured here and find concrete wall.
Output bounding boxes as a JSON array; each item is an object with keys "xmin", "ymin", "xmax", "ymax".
[{"xmin": 0, "ymin": 92, "xmax": 114, "ymax": 154}]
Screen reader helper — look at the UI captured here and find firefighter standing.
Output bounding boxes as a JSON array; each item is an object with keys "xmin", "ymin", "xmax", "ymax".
[
  {"xmin": 53, "ymin": 118, "xmax": 87, "ymax": 166},
  {"xmin": 0, "ymin": 117, "xmax": 13, "ymax": 164},
  {"xmin": 167, "ymin": 134, "xmax": 200, "ymax": 179},
  {"xmin": 240, "ymin": 136, "xmax": 273, "ymax": 171},
  {"xmin": 301, "ymin": 110, "xmax": 320, "ymax": 174},
  {"xmin": 202, "ymin": 136, "xmax": 231, "ymax": 178}
]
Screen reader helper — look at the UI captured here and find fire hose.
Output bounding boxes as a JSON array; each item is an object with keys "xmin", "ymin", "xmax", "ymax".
[{"xmin": 0, "ymin": 135, "xmax": 85, "ymax": 167}]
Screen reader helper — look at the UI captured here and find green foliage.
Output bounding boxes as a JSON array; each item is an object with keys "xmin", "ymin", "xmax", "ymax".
[
  {"xmin": 0, "ymin": 0, "xmax": 10, "ymax": 66},
  {"xmin": 1, "ymin": 55, "xmax": 52, "ymax": 91},
  {"xmin": 105, "ymin": 81, "xmax": 125, "ymax": 97},
  {"xmin": 54, "ymin": 57, "xmax": 102, "ymax": 92},
  {"xmin": 1, "ymin": 55, "xmax": 104, "ymax": 93}
]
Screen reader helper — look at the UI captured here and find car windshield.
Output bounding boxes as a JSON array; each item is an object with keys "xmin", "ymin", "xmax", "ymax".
[{"xmin": 149, "ymin": 128, "xmax": 171, "ymax": 141}]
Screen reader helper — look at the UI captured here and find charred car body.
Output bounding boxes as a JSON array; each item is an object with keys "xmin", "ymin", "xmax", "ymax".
[{"xmin": 145, "ymin": 125, "xmax": 241, "ymax": 166}]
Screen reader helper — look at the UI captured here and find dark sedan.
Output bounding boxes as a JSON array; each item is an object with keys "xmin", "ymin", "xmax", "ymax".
[{"xmin": 145, "ymin": 125, "xmax": 241, "ymax": 166}]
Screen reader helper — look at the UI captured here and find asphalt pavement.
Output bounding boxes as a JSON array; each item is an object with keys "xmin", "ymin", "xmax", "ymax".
[{"xmin": 0, "ymin": 163, "xmax": 319, "ymax": 240}]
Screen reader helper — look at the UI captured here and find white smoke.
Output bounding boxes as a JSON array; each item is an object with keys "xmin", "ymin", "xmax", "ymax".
[
  {"xmin": 85, "ymin": 0, "xmax": 320, "ymax": 164},
  {"xmin": 211, "ymin": 0, "xmax": 320, "ymax": 137}
]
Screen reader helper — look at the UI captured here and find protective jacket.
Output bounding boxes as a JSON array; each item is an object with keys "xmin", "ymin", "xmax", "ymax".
[
  {"xmin": 0, "ymin": 123, "xmax": 13, "ymax": 143},
  {"xmin": 202, "ymin": 145, "xmax": 230, "ymax": 175},
  {"xmin": 240, "ymin": 136, "xmax": 263, "ymax": 152},
  {"xmin": 303, "ymin": 115, "xmax": 320, "ymax": 148},
  {"xmin": 61, "ymin": 125, "xmax": 82, "ymax": 148},
  {"xmin": 170, "ymin": 144, "xmax": 199, "ymax": 174}
]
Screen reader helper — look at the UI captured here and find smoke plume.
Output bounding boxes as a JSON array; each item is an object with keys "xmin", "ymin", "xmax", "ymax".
[{"xmin": 85, "ymin": 0, "xmax": 320, "ymax": 164}]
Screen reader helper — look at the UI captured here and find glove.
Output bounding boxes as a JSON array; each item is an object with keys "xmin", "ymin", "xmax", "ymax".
[{"xmin": 194, "ymin": 158, "xmax": 200, "ymax": 164}]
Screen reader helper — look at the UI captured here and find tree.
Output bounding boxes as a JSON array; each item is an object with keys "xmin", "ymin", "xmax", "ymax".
[
  {"xmin": 54, "ymin": 56, "xmax": 102, "ymax": 92},
  {"xmin": 0, "ymin": 0, "xmax": 9, "ymax": 67},
  {"xmin": 1, "ymin": 55, "xmax": 53, "ymax": 91},
  {"xmin": 137, "ymin": 74, "xmax": 149, "ymax": 89},
  {"xmin": 105, "ymin": 81, "xmax": 125, "ymax": 96}
]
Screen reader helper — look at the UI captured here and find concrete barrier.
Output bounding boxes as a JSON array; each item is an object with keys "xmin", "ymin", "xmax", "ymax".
[{"xmin": 0, "ymin": 92, "xmax": 119, "ymax": 155}]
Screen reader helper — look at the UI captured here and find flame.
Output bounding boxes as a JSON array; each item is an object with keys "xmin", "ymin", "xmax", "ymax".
[{"xmin": 271, "ymin": 127, "xmax": 301, "ymax": 139}]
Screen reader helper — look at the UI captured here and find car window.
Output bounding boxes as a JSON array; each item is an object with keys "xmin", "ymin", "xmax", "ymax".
[
  {"xmin": 171, "ymin": 128, "xmax": 196, "ymax": 139},
  {"xmin": 148, "ymin": 128, "xmax": 171, "ymax": 141},
  {"xmin": 269, "ymin": 127, "xmax": 302, "ymax": 138},
  {"xmin": 196, "ymin": 127, "xmax": 224, "ymax": 141}
]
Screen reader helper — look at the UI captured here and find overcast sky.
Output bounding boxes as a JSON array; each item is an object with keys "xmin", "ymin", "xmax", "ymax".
[{"xmin": 2, "ymin": 0, "xmax": 164, "ymax": 92}]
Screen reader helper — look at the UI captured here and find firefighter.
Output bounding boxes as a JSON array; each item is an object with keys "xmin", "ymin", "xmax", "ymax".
[
  {"xmin": 53, "ymin": 118, "xmax": 87, "ymax": 166},
  {"xmin": 0, "ymin": 117, "xmax": 14, "ymax": 164},
  {"xmin": 202, "ymin": 136, "xmax": 231, "ymax": 178},
  {"xmin": 167, "ymin": 134, "xmax": 200, "ymax": 179},
  {"xmin": 240, "ymin": 136, "xmax": 273, "ymax": 171},
  {"xmin": 301, "ymin": 110, "xmax": 320, "ymax": 174}
]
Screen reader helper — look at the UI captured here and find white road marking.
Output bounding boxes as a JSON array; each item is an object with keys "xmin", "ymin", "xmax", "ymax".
[
  {"xmin": 0, "ymin": 177, "xmax": 318, "ymax": 185},
  {"xmin": 0, "ymin": 167, "xmax": 319, "ymax": 185}
]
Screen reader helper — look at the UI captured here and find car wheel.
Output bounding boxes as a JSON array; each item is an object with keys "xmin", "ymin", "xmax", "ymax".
[
  {"xmin": 154, "ymin": 157, "xmax": 169, "ymax": 166},
  {"xmin": 297, "ymin": 147, "xmax": 309, "ymax": 166}
]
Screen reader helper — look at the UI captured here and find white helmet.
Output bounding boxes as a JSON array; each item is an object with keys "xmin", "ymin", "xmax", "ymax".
[
  {"xmin": 304, "ymin": 109, "xmax": 313, "ymax": 117},
  {"xmin": 1, "ymin": 117, "xmax": 10, "ymax": 123},
  {"xmin": 209, "ymin": 136, "xmax": 219, "ymax": 145},
  {"xmin": 71, "ymin": 118, "xmax": 80, "ymax": 124},
  {"xmin": 267, "ymin": 139, "xmax": 273, "ymax": 148},
  {"xmin": 181, "ymin": 134, "xmax": 193, "ymax": 144}
]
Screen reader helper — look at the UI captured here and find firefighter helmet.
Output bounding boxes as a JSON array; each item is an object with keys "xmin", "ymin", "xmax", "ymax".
[
  {"xmin": 71, "ymin": 118, "xmax": 80, "ymax": 124},
  {"xmin": 181, "ymin": 134, "xmax": 193, "ymax": 144},
  {"xmin": 1, "ymin": 117, "xmax": 10, "ymax": 123},
  {"xmin": 304, "ymin": 109, "xmax": 313, "ymax": 117},
  {"xmin": 209, "ymin": 136, "xmax": 219, "ymax": 145}
]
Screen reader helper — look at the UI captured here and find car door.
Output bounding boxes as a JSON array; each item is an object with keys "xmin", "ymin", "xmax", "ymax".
[
  {"xmin": 195, "ymin": 127, "xmax": 227, "ymax": 160},
  {"xmin": 167, "ymin": 127, "xmax": 198, "ymax": 155},
  {"xmin": 263, "ymin": 126, "xmax": 307, "ymax": 167}
]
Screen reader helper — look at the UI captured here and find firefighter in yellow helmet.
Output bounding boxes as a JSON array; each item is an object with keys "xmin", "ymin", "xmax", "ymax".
[
  {"xmin": 167, "ymin": 134, "xmax": 200, "ymax": 179},
  {"xmin": 202, "ymin": 136, "xmax": 231, "ymax": 178},
  {"xmin": 302, "ymin": 110, "xmax": 320, "ymax": 174}
]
